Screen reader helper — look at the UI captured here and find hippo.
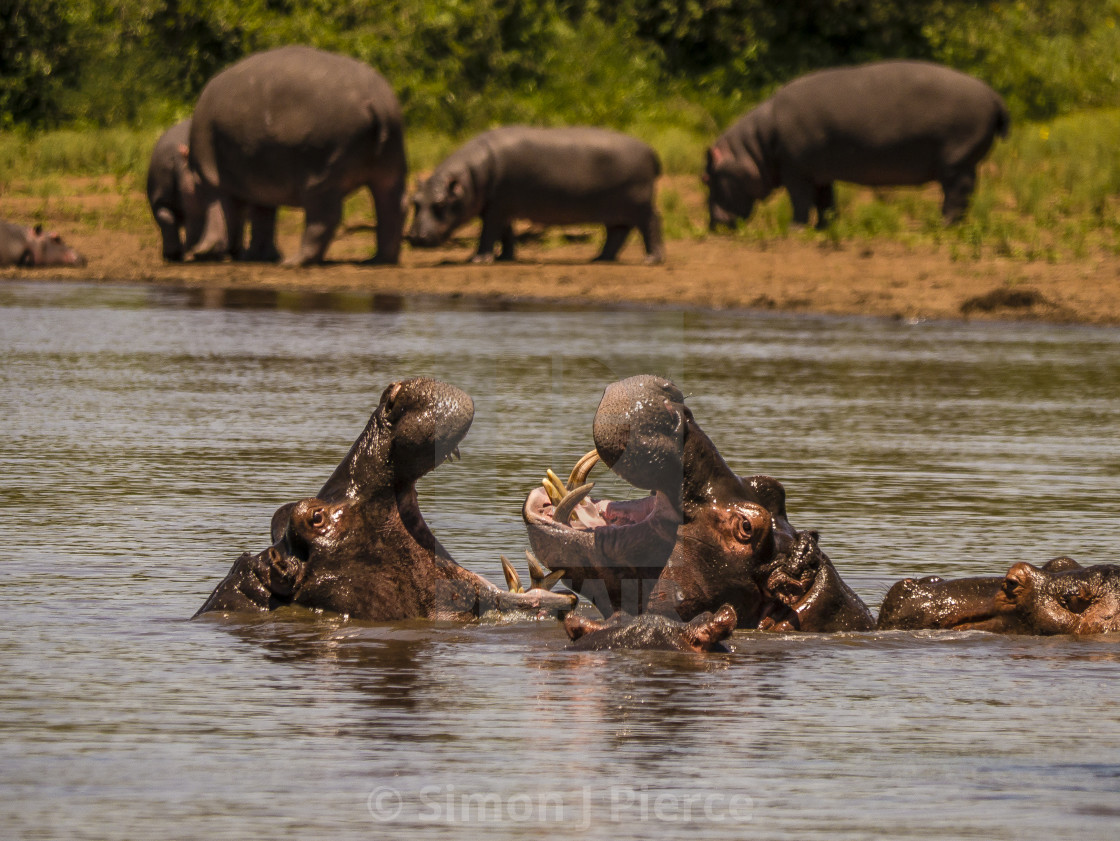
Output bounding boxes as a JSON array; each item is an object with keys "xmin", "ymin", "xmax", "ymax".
[
  {"xmin": 564, "ymin": 604, "xmax": 738, "ymax": 652},
  {"xmin": 876, "ymin": 557, "xmax": 1085, "ymax": 632},
  {"xmin": 755, "ymin": 530, "xmax": 875, "ymax": 632},
  {"xmin": 996, "ymin": 559, "xmax": 1120, "ymax": 635},
  {"xmin": 705, "ymin": 60, "xmax": 1009, "ymax": 229},
  {"xmin": 526, "ymin": 375, "xmax": 810, "ymax": 627},
  {"xmin": 195, "ymin": 378, "xmax": 575, "ymax": 620},
  {"xmin": 0, "ymin": 220, "xmax": 85, "ymax": 267},
  {"xmin": 406, "ymin": 126, "xmax": 665, "ymax": 264},
  {"xmin": 146, "ymin": 119, "xmax": 277, "ymax": 262},
  {"xmin": 185, "ymin": 45, "xmax": 406, "ymax": 266}
]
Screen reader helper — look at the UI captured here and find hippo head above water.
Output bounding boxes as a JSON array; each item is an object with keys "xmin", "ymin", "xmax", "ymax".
[
  {"xmin": 995, "ymin": 559, "xmax": 1120, "ymax": 636},
  {"xmin": 525, "ymin": 374, "xmax": 815, "ymax": 627},
  {"xmin": 563, "ymin": 604, "xmax": 738, "ymax": 652},
  {"xmin": 196, "ymin": 377, "xmax": 576, "ymax": 621}
]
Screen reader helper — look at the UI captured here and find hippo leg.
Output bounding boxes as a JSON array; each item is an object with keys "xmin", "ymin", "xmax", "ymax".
[
  {"xmin": 940, "ymin": 166, "xmax": 976, "ymax": 224},
  {"xmin": 638, "ymin": 209, "xmax": 666, "ymax": 265},
  {"xmin": 368, "ymin": 174, "xmax": 405, "ymax": 265},
  {"xmin": 294, "ymin": 193, "xmax": 343, "ymax": 265},
  {"xmin": 814, "ymin": 184, "xmax": 836, "ymax": 229},
  {"xmin": 472, "ymin": 211, "xmax": 510, "ymax": 263},
  {"xmin": 497, "ymin": 224, "xmax": 517, "ymax": 262},
  {"xmin": 187, "ymin": 198, "xmax": 231, "ymax": 260},
  {"xmin": 594, "ymin": 225, "xmax": 631, "ymax": 262},
  {"xmin": 155, "ymin": 208, "xmax": 183, "ymax": 261},
  {"xmin": 243, "ymin": 207, "xmax": 282, "ymax": 262},
  {"xmin": 785, "ymin": 173, "xmax": 815, "ymax": 226},
  {"xmin": 222, "ymin": 196, "xmax": 252, "ymax": 258}
]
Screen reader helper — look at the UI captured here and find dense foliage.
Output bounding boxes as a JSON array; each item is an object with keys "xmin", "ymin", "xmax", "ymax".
[{"xmin": 1, "ymin": 1, "xmax": 1118, "ymax": 132}]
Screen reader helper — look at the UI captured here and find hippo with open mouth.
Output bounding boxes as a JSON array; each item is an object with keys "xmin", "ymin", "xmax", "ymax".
[
  {"xmin": 196, "ymin": 378, "xmax": 576, "ymax": 620},
  {"xmin": 525, "ymin": 375, "xmax": 869, "ymax": 629}
]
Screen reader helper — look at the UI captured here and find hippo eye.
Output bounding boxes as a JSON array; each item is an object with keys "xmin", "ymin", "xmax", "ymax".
[{"xmin": 311, "ymin": 510, "xmax": 326, "ymax": 528}]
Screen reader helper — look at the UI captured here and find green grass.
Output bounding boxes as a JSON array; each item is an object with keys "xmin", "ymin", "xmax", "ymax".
[{"xmin": 2, "ymin": 107, "xmax": 1118, "ymax": 262}]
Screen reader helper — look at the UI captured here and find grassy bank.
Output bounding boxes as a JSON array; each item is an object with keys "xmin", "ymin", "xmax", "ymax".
[{"xmin": 2, "ymin": 106, "xmax": 1118, "ymax": 265}]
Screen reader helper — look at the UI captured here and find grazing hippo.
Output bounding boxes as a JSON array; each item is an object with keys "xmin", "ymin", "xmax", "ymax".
[
  {"xmin": 0, "ymin": 220, "xmax": 85, "ymax": 267},
  {"xmin": 706, "ymin": 60, "xmax": 1009, "ymax": 229},
  {"xmin": 406, "ymin": 126, "xmax": 665, "ymax": 264},
  {"xmin": 525, "ymin": 375, "xmax": 802, "ymax": 626},
  {"xmin": 877, "ymin": 557, "xmax": 1083, "ymax": 632},
  {"xmin": 995, "ymin": 558, "xmax": 1120, "ymax": 635},
  {"xmin": 756, "ymin": 531, "xmax": 875, "ymax": 632},
  {"xmin": 195, "ymin": 378, "xmax": 576, "ymax": 620},
  {"xmin": 186, "ymin": 45, "xmax": 406, "ymax": 265},
  {"xmin": 564, "ymin": 604, "xmax": 737, "ymax": 652},
  {"xmin": 146, "ymin": 119, "xmax": 277, "ymax": 262}
]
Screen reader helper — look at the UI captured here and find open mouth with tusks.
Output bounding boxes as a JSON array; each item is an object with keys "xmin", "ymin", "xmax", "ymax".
[{"xmin": 521, "ymin": 450, "xmax": 681, "ymax": 615}]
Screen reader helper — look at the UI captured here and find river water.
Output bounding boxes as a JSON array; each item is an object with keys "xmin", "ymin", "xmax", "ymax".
[{"xmin": 2, "ymin": 281, "xmax": 1119, "ymax": 840}]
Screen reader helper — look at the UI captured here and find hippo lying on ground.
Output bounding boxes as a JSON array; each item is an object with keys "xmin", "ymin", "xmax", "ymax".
[
  {"xmin": 564, "ymin": 604, "xmax": 738, "ymax": 652},
  {"xmin": 196, "ymin": 378, "xmax": 575, "ymax": 620},
  {"xmin": 407, "ymin": 126, "xmax": 665, "ymax": 264},
  {"xmin": 706, "ymin": 60, "xmax": 1009, "ymax": 229},
  {"xmin": 0, "ymin": 220, "xmax": 85, "ymax": 267},
  {"xmin": 525, "ymin": 375, "xmax": 871, "ymax": 630},
  {"xmin": 186, "ymin": 45, "xmax": 407, "ymax": 265}
]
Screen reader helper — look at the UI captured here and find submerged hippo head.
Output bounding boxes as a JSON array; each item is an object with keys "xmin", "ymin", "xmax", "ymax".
[
  {"xmin": 564, "ymin": 604, "xmax": 738, "ymax": 652},
  {"xmin": 525, "ymin": 374, "xmax": 800, "ymax": 626},
  {"xmin": 198, "ymin": 377, "xmax": 575, "ymax": 621},
  {"xmin": 996, "ymin": 560, "xmax": 1120, "ymax": 635}
]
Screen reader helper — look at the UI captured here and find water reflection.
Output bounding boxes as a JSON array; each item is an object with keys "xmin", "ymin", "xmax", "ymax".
[{"xmin": 3, "ymin": 281, "xmax": 1120, "ymax": 840}]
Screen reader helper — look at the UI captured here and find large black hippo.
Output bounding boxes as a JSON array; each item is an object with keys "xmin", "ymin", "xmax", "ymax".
[
  {"xmin": 996, "ymin": 559, "xmax": 1120, "ymax": 635},
  {"xmin": 146, "ymin": 119, "xmax": 276, "ymax": 262},
  {"xmin": 0, "ymin": 220, "xmax": 85, "ymax": 267},
  {"xmin": 185, "ymin": 46, "xmax": 407, "ymax": 266},
  {"xmin": 564, "ymin": 604, "xmax": 738, "ymax": 652},
  {"xmin": 877, "ymin": 557, "xmax": 1084, "ymax": 632},
  {"xmin": 705, "ymin": 60, "xmax": 1009, "ymax": 229},
  {"xmin": 196, "ymin": 378, "xmax": 575, "ymax": 621},
  {"xmin": 406, "ymin": 126, "xmax": 665, "ymax": 264}
]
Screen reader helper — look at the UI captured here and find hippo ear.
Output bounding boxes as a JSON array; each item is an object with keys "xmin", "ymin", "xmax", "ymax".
[
  {"xmin": 178, "ymin": 143, "xmax": 189, "ymax": 160},
  {"xmin": 563, "ymin": 613, "xmax": 602, "ymax": 642}
]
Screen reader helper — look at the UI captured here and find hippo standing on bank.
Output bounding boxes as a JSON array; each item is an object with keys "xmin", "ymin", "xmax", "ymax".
[
  {"xmin": 185, "ymin": 45, "xmax": 407, "ymax": 265},
  {"xmin": 146, "ymin": 118, "xmax": 277, "ymax": 262},
  {"xmin": 407, "ymin": 127, "xmax": 665, "ymax": 264},
  {"xmin": 195, "ymin": 378, "xmax": 575, "ymax": 621},
  {"xmin": 0, "ymin": 220, "xmax": 85, "ymax": 267},
  {"xmin": 706, "ymin": 60, "xmax": 1009, "ymax": 229}
]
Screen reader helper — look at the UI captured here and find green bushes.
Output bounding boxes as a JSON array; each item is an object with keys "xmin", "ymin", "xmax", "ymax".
[{"xmin": 3, "ymin": 1, "xmax": 1118, "ymax": 133}]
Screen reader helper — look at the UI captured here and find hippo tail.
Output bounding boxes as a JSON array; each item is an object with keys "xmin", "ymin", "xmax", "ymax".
[{"xmin": 994, "ymin": 98, "xmax": 1011, "ymax": 139}]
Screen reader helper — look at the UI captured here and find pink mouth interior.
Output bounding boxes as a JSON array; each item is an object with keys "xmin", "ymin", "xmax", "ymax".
[{"xmin": 525, "ymin": 486, "xmax": 665, "ymax": 531}]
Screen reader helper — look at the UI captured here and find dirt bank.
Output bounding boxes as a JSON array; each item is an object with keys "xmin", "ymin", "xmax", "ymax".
[{"xmin": 4, "ymin": 179, "xmax": 1119, "ymax": 325}]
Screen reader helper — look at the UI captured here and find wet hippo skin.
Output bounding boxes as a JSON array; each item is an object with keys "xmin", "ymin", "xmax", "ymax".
[{"xmin": 196, "ymin": 378, "xmax": 575, "ymax": 620}]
